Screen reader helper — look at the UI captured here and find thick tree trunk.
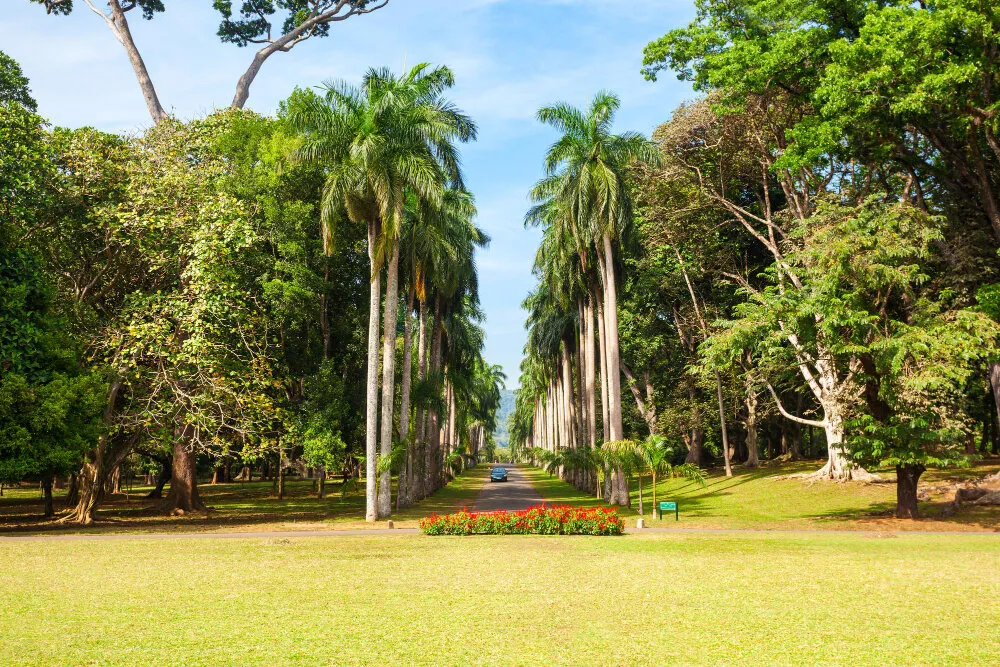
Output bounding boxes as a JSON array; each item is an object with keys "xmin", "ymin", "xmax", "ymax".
[
  {"xmin": 427, "ymin": 300, "xmax": 443, "ymax": 493},
  {"xmin": 596, "ymin": 287, "xmax": 610, "ymax": 443},
  {"xmin": 61, "ymin": 379, "xmax": 128, "ymax": 524},
  {"xmin": 146, "ymin": 460, "xmax": 171, "ymax": 499},
  {"xmin": 685, "ymin": 423, "xmax": 704, "ymax": 466},
  {"xmin": 364, "ymin": 223, "xmax": 382, "ymax": 523},
  {"xmin": 561, "ymin": 346, "xmax": 575, "ymax": 449},
  {"xmin": 745, "ymin": 390, "xmax": 760, "ymax": 468},
  {"xmin": 378, "ymin": 244, "xmax": 400, "ymax": 518},
  {"xmin": 64, "ymin": 474, "xmax": 77, "ymax": 506},
  {"xmin": 610, "ymin": 468, "xmax": 629, "ymax": 506},
  {"xmin": 161, "ymin": 432, "xmax": 206, "ymax": 514},
  {"xmin": 991, "ymin": 362, "xmax": 1000, "ymax": 436},
  {"xmin": 578, "ymin": 300, "xmax": 588, "ymax": 449},
  {"xmin": 601, "ymin": 234, "xmax": 623, "ymax": 441},
  {"xmin": 448, "ymin": 382, "xmax": 458, "ymax": 476},
  {"xmin": 806, "ymin": 410, "xmax": 875, "ymax": 481},
  {"xmin": 105, "ymin": 464, "xmax": 122, "ymax": 495},
  {"xmin": 42, "ymin": 476, "xmax": 54, "ymax": 519},
  {"xmin": 397, "ymin": 288, "xmax": 414, "ymax": 510},
  {"xmin": 317, "ymin": 467, "xmax": 326, "ymax": 499},
  {"xmin": 895, "ymin": 463, "xmax": 925, "ymax": 519},
  {"xmin": 412, "ymin": 298, "xmax": 428, "ymax": 500},
  {"xmin": 585, "ymin": 296, "xmax": 597, "ymax": 448}
]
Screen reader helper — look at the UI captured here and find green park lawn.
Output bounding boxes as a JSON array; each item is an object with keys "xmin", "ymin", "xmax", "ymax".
[
  {"xmin": 1, "ymin": 530, "xmax": 998, "ymax": 665},
  {"xmin": 0, "ymin": 466, "xmax": 491, "ymax": 534},
  {"xmin": 3, "ymin": 459, "xmax": 999, "ymax": 535},
  {"xmin": 525, "ymin": 460, "xmax": 1000, "ymax": 532}
]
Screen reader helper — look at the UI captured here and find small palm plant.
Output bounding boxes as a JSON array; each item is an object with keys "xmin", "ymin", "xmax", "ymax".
[
  {"xmin": 445, "ymin": 444, "xmax": 469, "ymax": 477},
  {"xmin": 586, "ymin": 446, "xmax": 611, "ymax": 500},
  {"xmin": 638, "ymin": 435, "xmax": 707, "ymax": 516},
  {"xmin": 602, "ymin": 440, "xmax": 641, "ymax": 510},
  {"xmin": 361, "ymin": 443, "xmax": 407, "ymax": 507}
]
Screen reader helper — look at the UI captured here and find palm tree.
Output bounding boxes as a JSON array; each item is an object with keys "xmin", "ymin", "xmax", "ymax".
[
  {"xmin": 638, "ymin": 435, "xmax": 707, "ymax": 516},
  {"xmin": 530, "ymin": 91, "xmax": 660, "ymax": 505},
  {"xmin": 602, "ymin": 439, "xmax": 640, "ymax": 509},
  {"xmin": 289, "ymin": 64, "xmax": 475, "ymax": 521}
]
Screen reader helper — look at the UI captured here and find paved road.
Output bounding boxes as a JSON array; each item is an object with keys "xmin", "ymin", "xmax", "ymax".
[{"xmin": 472, "ymin": 464, "xmax": 544, "ymax": 512}]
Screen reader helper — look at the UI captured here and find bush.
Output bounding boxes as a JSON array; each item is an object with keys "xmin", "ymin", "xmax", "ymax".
[{"xmin": 419, "ymin": 504, "xmax": 624, "ymax": 536}]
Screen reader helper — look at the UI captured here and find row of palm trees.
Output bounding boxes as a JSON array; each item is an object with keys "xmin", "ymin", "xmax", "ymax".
[
  {"xmin": 290, "ymin": 64, "xmax": 504, "ymax": 522},
  {"xmin": 510, "ymin": 92, "xmax": 661, "ymax": 506},
  {"xmin": 525, "ymin": 436, "xmax": 706, "ymax": 515}
]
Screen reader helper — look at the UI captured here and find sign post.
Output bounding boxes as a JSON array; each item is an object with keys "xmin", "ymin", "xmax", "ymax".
[{"xmin": 657, "ymin": 501, "xmax": 678, "ymax": 521}]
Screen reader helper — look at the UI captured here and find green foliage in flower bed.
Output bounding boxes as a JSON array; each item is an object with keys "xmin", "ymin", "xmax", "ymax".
[{"xmin": 419, "ymin": 504, "xmax": 624, "ymax": 535}]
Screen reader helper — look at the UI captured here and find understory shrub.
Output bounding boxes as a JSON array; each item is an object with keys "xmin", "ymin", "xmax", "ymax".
[{"xmin": 419, "ymin": 504, "xmax": 623, "ymax": 536}]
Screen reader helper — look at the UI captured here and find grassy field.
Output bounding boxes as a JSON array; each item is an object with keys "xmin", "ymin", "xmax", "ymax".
[
  {"xmin": 0, "ymin": 466, "xmax": 491, "ymax": 534},
  {"xmin": 524, "ymin": 460, "xmax": 1000, "ymax": 532},
  {"xmin": 4, "ymin": 459, "xmax": 999, "ymax": 535},
  {"xmin": 1, "ymin": 530, "xmax": 998, "ymax": 665}
]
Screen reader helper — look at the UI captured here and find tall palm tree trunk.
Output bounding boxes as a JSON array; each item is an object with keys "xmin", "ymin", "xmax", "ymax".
[
  {"xmin": 427, "ymin": 299, "xmax": 443, "ymax": 492},
  {"xmin": 562, "ymin": 344, "xmax": 575, "ymax": 449},
  {"xmin": 548, "ymin": 381, "xmax": 556, "ymax": 451},
  {"xmin": 601, "ymin": 234, "xmax": 623, "ymax": 441},
  {"xmin": 448, "ymin": 382, "xmax": 458, "ymax": 477},
  {"xmin": 412, "ymin": 297, "xmax": 428, "ymax": 500},
  {"xmin": 577, "ymin": 301, "xmax": 588, "ymax": 448},
  {"xmin": 596, "ymin": 287, "xmax": 610, "ymax": 443},
  {"xmin": 397, "ymin": 287, "xmax": 415, "ymax": 509},
  {"xmin": 599, "ymin": 235, "xmax": 628, "ymax": 506},
  {"xmin": 585, "ymin": 296, "xmax": 597, "ymax": 448},
  {"xmin": 365, "ymin": 223, "xmax": 382, "ymax": 523},
  {"xmin": 378, "ymin": 244, "xmax": 401, "ymax": 518}
]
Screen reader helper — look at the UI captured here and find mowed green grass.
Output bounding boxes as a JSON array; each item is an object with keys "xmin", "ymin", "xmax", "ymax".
[
  {"xmin": 1, "ymin": 531, "xmax": 998, "ymax": 665},
  {"xmin": 0, "ymin": 466, "xmax": 489, "ymax": 534},
  {"xmin": 523, "ymin": 461, "xmax": 1000, "ymax": 531}
]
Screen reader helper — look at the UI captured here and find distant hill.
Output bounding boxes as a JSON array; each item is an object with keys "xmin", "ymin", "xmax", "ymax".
[{"xmin": 493, "ymin": 388, "xmax": 515, "ymax": 448}]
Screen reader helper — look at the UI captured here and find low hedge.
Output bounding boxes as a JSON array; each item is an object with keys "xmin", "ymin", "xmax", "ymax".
[{"xmin": 419, "ymin": 504, "xmax": 624, "ymax": 536}]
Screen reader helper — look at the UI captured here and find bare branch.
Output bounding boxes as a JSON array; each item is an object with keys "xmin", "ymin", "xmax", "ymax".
[{"xmin": 766, "ymin": 383, "xmax": 827, "ymax": 428}]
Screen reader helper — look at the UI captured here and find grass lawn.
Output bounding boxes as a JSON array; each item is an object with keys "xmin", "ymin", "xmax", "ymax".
[
  {"xmin": 524, "ymin": 460, "xmax": 1000, "ymax": 532},
  {"xmin": 0, "ymin": 466, "xmax": 490, "ymax": 535},
  {"xmin": 1, "ymin": 531, "xmax": 998, "ymax": 665}
]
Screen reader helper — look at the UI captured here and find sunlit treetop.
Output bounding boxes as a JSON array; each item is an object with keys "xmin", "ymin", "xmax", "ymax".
[
  {"xmin": 213, "ymin": 0, "xmax": 384, "ymax": 47},
  {"xmin": 0, "ymin": 49, "xmax": 37, "ymax": 111},
  {"xmin": 31, "ymin": 0, "xmax": 164, "ymax": 19}
]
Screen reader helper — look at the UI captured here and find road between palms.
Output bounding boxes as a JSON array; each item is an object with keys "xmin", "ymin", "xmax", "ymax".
[{"xmin": 472, "ymin": 464, "xmax": 545, "ymax": 512}]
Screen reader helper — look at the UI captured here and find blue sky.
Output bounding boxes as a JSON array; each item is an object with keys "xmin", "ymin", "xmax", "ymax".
[{"xmin": 3, "ymin": 0, "xmax": 697, "ymax": 386}]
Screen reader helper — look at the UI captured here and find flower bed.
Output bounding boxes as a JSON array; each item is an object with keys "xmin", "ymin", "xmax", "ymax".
[{"xmin": 419, "ymin": 504, "xmax": 624, "ymax": 536}]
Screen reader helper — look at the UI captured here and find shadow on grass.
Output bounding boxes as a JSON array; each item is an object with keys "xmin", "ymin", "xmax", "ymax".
[
  {"xmin": 528, "ymin": 458, "xmax": 1000, "ymax": 530},
  {"xmin": 0, "ymin": 465, "xmax": 490, "ymax": 535}
]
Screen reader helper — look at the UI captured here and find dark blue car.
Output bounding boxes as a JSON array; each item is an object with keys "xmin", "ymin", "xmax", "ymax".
[{"xmin": 490, "ymin": 466, "xmax": 508, "ymax": 482}]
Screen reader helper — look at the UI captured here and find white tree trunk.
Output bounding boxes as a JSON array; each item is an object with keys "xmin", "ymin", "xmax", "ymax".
[
  {"xmin": 585, "ymin": 297, "xmax": 597, "ymax": 448},
  {"xmin": 601, "ymin": 235, "xmax": 623, "ymax": 441},
  {"xmin": 411, "ymin": 298, "xmax": 428, "ymax": 500},
  {"xmin": 596, "ymin": 287, "xmax": 610, "ymax": 443},
  {"xmin": 397, "ymin": 288, "xmax": 414, "ymax": 509},
  {"xmin": 364, "ymin": 224, "xmax": 381, "ymax": 523},
  {"xmin": 377, "ymin": 244, "xmax": 400, "ymax": 518}
]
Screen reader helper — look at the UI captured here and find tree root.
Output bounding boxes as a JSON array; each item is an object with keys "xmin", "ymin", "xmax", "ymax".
[{"xmin": 788, "ymin": 461, "xmax": 881, "ymax": 483}]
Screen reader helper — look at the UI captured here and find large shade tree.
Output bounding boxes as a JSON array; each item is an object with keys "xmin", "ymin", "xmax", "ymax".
[{"xmin": 29, "ymin": 0, "xmax": 390, "ymax": 121}]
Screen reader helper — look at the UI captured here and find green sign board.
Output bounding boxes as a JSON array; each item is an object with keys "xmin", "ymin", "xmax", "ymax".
[{"xmin": 657, "ymin": 501, "xmax": 679, "ymax": 521}]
